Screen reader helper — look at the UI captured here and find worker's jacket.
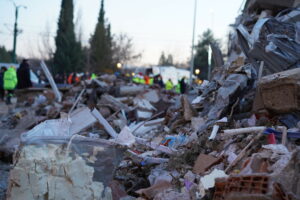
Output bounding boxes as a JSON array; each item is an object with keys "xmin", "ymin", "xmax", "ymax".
[
  {"xmin": 149, "ymin": 78, "xmax": 154, "ymax": 85},
  {"xmin": 175, "ymin": 84, "xmax": 181, "ymax": 93},
  {"xmin": 165, "ymin": 81, "xmax": 173, "ymax": 90},
  {"xmin": 144, "ymin": 76, "xmax": 150, "ymax": 85},
  {"xmin": 91, "ymin": 73, "xmax": 97, "ymax": 80},
  {"xmin": 4, "ymin": 68, "xmax": 18, "ymax": 90},
  {"xmin": 132, "ymin": 77, "xmax": 139, "ymax": 83}
]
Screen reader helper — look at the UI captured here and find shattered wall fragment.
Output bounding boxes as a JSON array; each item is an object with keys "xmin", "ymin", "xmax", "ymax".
[{"xmin": 7, "ymin": 144, "xmax": 112, "ymax": 200}]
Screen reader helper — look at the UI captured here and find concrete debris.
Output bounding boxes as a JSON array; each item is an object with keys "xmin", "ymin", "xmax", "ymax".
[{"xmin": 6, "ymin": 144, "xmax": 112, "ymax": 200}]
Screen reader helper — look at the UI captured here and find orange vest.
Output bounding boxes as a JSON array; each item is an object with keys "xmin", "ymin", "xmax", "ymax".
[{"xmin": 144, "ymin": 76, "xmax": 150, "ymax": 85}]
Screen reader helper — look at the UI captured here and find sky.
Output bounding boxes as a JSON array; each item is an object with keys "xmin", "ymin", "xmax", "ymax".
[{"xmin": 0, "ymin": 0, "xmax": 244, "ymax": 65}]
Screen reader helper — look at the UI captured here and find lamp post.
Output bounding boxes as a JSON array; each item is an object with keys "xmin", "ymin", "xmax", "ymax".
[
  {"xmin": 208, "ymin": 45, "xmax": 212, "ymax": 80},
  {"xmin": 117, "ymin": 63, "xmax": 122, "ymax": 69},
  {"xmin": 11, "ymin": 1, "xmax": 27, "ymax": 63},
  {"xmin": 189, "ymin": 0, "xmax": 198, "ymax": 85}
]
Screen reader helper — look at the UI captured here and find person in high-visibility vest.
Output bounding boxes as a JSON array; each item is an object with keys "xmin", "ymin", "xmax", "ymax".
[
  {"xmin": 4, "ymin": 66, "xmax": 17, "ymax": 104},
  {"xmin": 144, "ymin": 75, "xmax": 150, "ymax": 85},
  {"xmin": 138, "ymin": 73, "xmax": 145, "ymax": 84},
  {"xmin": 132, "ymin": 75, "xmax": 139, "ymax": 83},
  {"xmin": 165, "ymin": 79, "xmax": 173, "ymax": 90},
  {"xmin": 149, "ymin": 76, "xmax": 154, "ymax": 85},
  {"xmin": 91, "ymin": 73, "xmax": 97, "ymax": 80}
]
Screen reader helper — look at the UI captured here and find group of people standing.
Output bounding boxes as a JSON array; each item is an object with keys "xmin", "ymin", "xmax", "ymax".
[
  {"xmin": 0, "ymin": 59, "xmax": 32, "ymax": 104},
  {"xmin": 54, "ymin": 72, "xmax": 97, "ymax": 84},
  {"xmin": 165, "ymin": 77, "xmax": 187, "ymax": 94},
  {"xmin": 132, "ymin": 72, "xmax": 187, "ymax": 94}
]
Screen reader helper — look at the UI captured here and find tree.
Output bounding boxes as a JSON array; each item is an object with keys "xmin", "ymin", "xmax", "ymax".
[
  {"xmin": 0, "ymin": 46, "xmax": 12, "ymax": 63},
  {"xmin": 158, "ymin": 52, "xmax": 166, "ymax": 65},
  {"xmin": 166, "ymin": 54, "xmax": 173, "ymax": 66},
  {"xmin": 90, "ymin": 0, "xmax": 113, "ymax": 73},
  {"xmin": 53, "ymin": 0, "xmax": 83, "ymax": 74},
  {"xmin": 193, "ymin": 29, "xmax": 220, "ymax": 80},
  {"xmin": 38, "ymin": 23, "xmax": 54, "ymax": 61},
  {"xmin": 158, "ymin": 52, "xmax": 173, "ymax": 66},
  {"xmin": 112, "ymin": 33, "xmax": 141, "ymax": 65}
]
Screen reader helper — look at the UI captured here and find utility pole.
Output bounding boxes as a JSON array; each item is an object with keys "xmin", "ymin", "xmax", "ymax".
[
  {"xmin": 207, "ymin": 10, "xmax": 214, "ymax": 80},
  {"xmin": 189, "ymin": 0, "xmax": 198, "ymax": 85},
  {"xmin": 11, "ymin": 2, "xmax": 26, "ymax": 63},
  {"xmin": 208, "ymin": 45, "xmax": 212, "ymax": 80}
]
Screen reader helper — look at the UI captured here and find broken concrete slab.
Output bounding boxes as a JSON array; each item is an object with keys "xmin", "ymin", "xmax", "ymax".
[
  {"xmin": 69, "ymin": 107, "xmax": 97, "ymax": 135},
  {"xmin": 100, "ymin": 94, "xmax": 130, "ymax": 112},
  {"xmin": 6, "ymin": 144, "xmax": 113, "ymax": 200},
  {"xmin": 142, "ymin": 90, "xmax": 160, "ymax": 103}
]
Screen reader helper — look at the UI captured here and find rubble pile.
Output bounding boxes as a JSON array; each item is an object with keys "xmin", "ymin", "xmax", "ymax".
[{"xmin": 0, "ymin": 0, "xmax": 300, "ymax": 200}]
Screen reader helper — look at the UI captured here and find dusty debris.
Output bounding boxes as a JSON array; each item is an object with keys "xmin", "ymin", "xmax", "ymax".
[
  {"xmin": 193, "ymin": 154, "xmax": 222, "ymax": 175},
  {"xmin": 6, "ymin": 144, "xmax": 113, "ymax": 200}
]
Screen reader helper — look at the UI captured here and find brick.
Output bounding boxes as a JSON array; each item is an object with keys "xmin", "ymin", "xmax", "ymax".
[{"xmin": 213, "ymin": 175, "xmax": 271, "ymax": 200}]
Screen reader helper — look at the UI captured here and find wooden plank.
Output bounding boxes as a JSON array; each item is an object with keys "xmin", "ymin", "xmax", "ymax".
[{"xmin": 225, "ymin": 133, "xmax": 263, "ymax": 173}]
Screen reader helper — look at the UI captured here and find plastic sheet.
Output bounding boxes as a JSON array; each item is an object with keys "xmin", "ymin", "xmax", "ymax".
[
  {"xmin": 263, "ymin": 128, "xmax": 300, "ymax": 139},
  {"xmin": 8, "ymin": 129, "xmax": 125, "ymax": 199},
  {"xmin": 237, "ymin": 18, "xmax": 299, "ymax": 74}
]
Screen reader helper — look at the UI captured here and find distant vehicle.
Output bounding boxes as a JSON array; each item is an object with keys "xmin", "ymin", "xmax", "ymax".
[{"xmin": 0, "ymin": 62, "xmax": 41, "ymax": 85}]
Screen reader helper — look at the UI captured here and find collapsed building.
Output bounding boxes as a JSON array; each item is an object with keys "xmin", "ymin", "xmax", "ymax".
[{"xmin": 0, "ymin": 0, "xmax": 300, "ymax": 199}]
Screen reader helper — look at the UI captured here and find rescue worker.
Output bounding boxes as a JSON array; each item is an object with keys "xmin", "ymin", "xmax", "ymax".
[
  {"xmin": 67, "ymin": 73, "xmax": 74, "ymax": 84},
  {"xmin": 175, "ymin": 82, "xmax": 181, "ymax": 93},
  {"xmin": 149, "ymin": 75, "xmax": 154, "ymax": 85},
  {"xmin": 4, "ymin": 66, "xmax": 18, "ymax": 104},
  {"xmin": 144, "ymin": 74, "xmax": 150, "ymax": 85},
  {"xmin": 158, "ymin": 75, "xmax": 164, "ymax": 88},
  {"xmin": 91, "ymin": 73, "xmax": 97, "ymax": 80},
  {"xmin": 0, "ymin": 66, "xmax": 7, "ymax": 101},
  {"xmin": 138, "ymin": 73, "xmax": 145, "ymax": 84},
  {"xmin": 165, "ymin": 78, "xmax": 173, "ymax": 90},
  {"xmin": 132, "ymin": 74, "xmax": 139, "ymax": 83},
  {"xmin": 17, "ymin": 59, "xmax": 32, "ymax": 89},
  {"xmin": 179, "ymin": 77, "xmax": 187, "ymax": 94}
]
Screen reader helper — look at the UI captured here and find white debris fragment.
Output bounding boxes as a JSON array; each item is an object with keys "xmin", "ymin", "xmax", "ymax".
[
  {"xmin": 113, "ymin": 126, "xmax": 136, "ymax": 147},
  {"xmin": 200, "ymin": 169, "xmax": 228, "ymax": 189},
  {"xmin": 7, "ymin": 144, "xmax": 112, "ymax": 200}
]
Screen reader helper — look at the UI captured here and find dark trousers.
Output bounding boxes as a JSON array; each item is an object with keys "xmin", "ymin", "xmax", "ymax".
[
  {"xmin": 6, "ymin": 90, "xmax": 14, "ymax": 104},
  {"xmin": 0, "ymin": 87, "xmax": 4, "ymax": 100}
]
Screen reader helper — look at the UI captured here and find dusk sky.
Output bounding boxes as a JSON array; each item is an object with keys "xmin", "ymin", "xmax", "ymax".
[{"xmin": 0, "ymin": 0, "xmax": 245, "ymax": 65}]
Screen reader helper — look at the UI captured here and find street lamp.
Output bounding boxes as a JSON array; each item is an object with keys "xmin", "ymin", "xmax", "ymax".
[
  {"xmin": 208, "ymin": 45, "xmax": 212, "ymax": 80},
  {"xmin": 117, "ymin": 63, "xmax": 122, "ymax": 69},
  {"xmin": 11, "ymin": 1, "xmax": 27, "ymax": 63},
  {"xmin": 189, "ymin": 0, "xmax": 198, "ymax": 85}
]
